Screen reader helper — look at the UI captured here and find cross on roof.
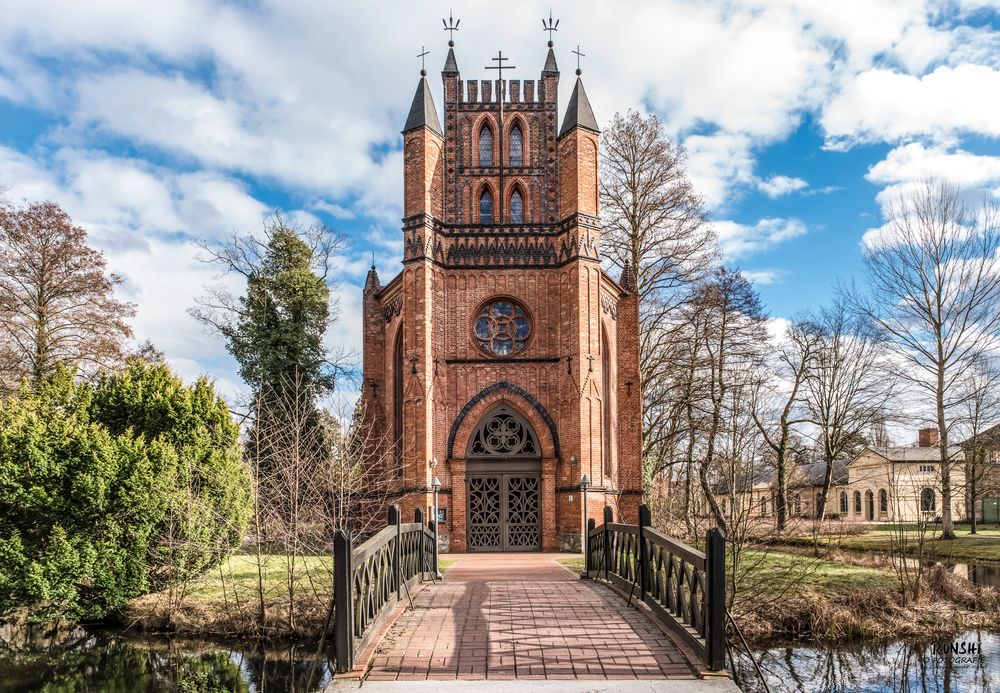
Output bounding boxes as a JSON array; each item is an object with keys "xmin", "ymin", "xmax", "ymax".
[
  {"xmin": 572, "ymin": 45, "xmax": 586, "ymax": 75},
  {"xmin": 442, "ymin": 10, "xmax": 460, "ymax": 46},
  {"xmin": 542, "ymin": 10, "xmax": 559, "ymax": 46},
  {"xmin": 417, "ymin": 46, "xmax": 429, "ymax": 75},
  {"xmin": 485, "ymin": 50, "xmax": 516, "ymax": 81}
]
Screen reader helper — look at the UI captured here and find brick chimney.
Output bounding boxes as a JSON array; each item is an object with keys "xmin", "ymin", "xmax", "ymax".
[{"xmin": 918, "ymin": 428, "xmax": 939, "ymax": 447}]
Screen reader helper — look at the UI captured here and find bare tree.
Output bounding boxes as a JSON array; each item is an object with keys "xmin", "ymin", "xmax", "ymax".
[
  {"xmin": 693, "ymin": 267, "xmax": 768, "ymax": 531},
  {"xmin": 848, "ymin": 180, "xmax": 1000, "ymax": 538},
  {"xmin": 0, "ymin": 201, "xmax": 135, "ymax": 394},
  {"xmin": 805, "ymin": 300, "xmax": 895, "ymax": 519},
  {"xmin": 750, "ymin": 320, "xmax": 820, "ymax": 530},
  {"xmin": 956, "ymin": 359, "xmax": 1000, "ymax": 534},
  {"xmin": 599, "ymin": 110, "xmax": 718, "ymax": 480}
]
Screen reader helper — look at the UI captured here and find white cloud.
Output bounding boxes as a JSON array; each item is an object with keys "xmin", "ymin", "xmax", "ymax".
[
  {"xmin": 742, "ymin": 269, "xmax": 783, "ymax": 285},
  {"xmin": 758, "ymin": 175, "xmax": 809, "ymax": 198},
  {"xmin": 683, "ymin": 132, "xmax": 757, "ymax": 210},
  {"xmin": 823, "ymin": 64, "xmax": 1000, "ymax": 147},
  {"xmin": 715, "ymin": 217, "xmax": 809, "ymax": 260},
  {"xmin": 867, "ymin": 142, "xmax": 1000, "ymax": 189}
]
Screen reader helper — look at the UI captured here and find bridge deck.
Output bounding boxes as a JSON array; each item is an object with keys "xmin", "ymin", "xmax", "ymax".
[{"xmin": 360, "ymin": 552, "xmax": 704, "ymax": 682}]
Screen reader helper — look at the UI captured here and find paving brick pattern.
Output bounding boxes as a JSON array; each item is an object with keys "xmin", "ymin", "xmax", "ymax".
[{"xmin": 365, "ymin": 553, "xmax": 698, "ymax": 681}]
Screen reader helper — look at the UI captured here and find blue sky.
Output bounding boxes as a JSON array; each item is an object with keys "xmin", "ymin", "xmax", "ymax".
[{"xmin": 1, "ymin": 0, "xmax": 999, "ymax": 402}]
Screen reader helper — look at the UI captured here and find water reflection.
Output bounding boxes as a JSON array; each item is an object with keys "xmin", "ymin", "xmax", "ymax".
[
  {"xmin": 0, "ymin": 627, "xmax": 333, "ymax": 693},
  {"xmin": 736, "ymin": 630, "xmax": 998, "ymax": 692}
]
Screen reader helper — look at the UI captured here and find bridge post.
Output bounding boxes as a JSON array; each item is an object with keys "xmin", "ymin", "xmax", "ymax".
[
  {"xmin": 414, "ymin": 508, "xmax": 425, "ymax": 579},
  {"xmin": 603, "ymin": 507, "xmax": 613, "ymax": 580},
  {"xmin": 333, "ymin": 529, "xmax": 354, "ymax": 673},
  {"xmin": 429, "ymin": 519, "xmax": 440, "ymax": 578},
  {"xmin": 389, "ymin": 505, "xmax": 402, "ymax": 600},
  {"xmin": 705, "ymin": 527, "xmax": 726, "ymax": 671},
  {"xmin": 638, "ymin": 504, "xmax": 651, "ymax": 596},
  {"xmin": 584, "ymin": 518, "xmax": 595, "ymax": 578}
]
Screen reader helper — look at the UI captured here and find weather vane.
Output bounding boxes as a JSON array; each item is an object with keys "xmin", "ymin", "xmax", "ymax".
[
  {"xmin": 542, "ymin": 10, "xmax": 559, "ymax": 47},
  {"xmin": 442, "ymin": 10, "xmax": 460, "ymax": 47},
  {"xmin": 572, "ymin": 45, "xmax": 585, "ymax": 75},
  {"xmin": 417, "ymin": 46, "xmax": 430, "ymax": 75}
]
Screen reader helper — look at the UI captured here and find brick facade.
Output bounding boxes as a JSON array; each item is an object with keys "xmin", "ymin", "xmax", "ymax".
[{"xmin": 361, "ymin": 41, "xmax": 643, "ymax": 552}]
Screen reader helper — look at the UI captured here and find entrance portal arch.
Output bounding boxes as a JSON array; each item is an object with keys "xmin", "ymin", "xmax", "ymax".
[{"xmin": 466, "ymin": 405, "xmax": 541, "ymax": 552}]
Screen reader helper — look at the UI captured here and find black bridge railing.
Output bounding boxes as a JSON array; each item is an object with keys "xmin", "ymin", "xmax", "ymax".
[
  {"xmin": 585, "ymin": 504, "xmax": 726, "ymax": 671},
  {"xmin": 333, "ymin": 505, "xmax": 438, "ymax": 673}
]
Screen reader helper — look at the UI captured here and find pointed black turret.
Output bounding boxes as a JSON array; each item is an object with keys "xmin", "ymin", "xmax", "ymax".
[
  {"xmin": 558, "ymin": 76, "xmax": 599, "ymax": 138},
  {"xmin": 403, "ymin": 76, "xmax": 443, "ymax": 137},
  {"xmin": 364, "ymin": 264, "xmax": 381, "ymax": 295},
  {"xmin": 542, "ymin": 46, "xmax": 558, "ymax": 74},
  {"xmin": 443, "ymin": 47, "xmax": 459, "ymax": 74}
]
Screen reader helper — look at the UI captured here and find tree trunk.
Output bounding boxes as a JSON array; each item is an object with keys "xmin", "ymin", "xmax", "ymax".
[
  {"xmin": 775, "ymin": 451, "xmax": 788, "ymax": 531},
  {"xmin": 937, "ymin": 364, "xmax": 955, "ymax": 539}
]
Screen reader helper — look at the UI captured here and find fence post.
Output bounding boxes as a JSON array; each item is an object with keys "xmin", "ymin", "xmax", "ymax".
[
  {"xmin": 705, "ymin": 527, "xmax": 726, "ymax": 672},
  {"xmin": 429, "ymin": 520, "xmax": 439, "ymax": 578},
  {"xmin": 584, "ymin": 518, "xmax": 595, "ymax": 579},
  {"xmin": 638, "ymin": 504, "xmax": 651, "ymax": 597},
  {"xmin": 333, "ymin": 530, "xmax": 354, "ymax": 673},
  {"xmin": 414, "ymin": 508, "xmax": 424, "ymax": 579},
  {"xmin": 388, "ymin": 504, "xmax": 401, "ymax": 600},
  {"xmin": 603, "ymin": 507, "xmax": 613, "ymax": 580}
]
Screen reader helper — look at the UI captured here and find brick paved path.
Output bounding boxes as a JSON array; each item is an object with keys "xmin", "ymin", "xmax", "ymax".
[{"xmin": 364, "ymin": 553, "xmax": 699, "ymax": 681}]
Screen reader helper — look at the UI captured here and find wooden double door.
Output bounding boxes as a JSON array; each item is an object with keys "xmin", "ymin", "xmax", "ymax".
[{"xmin": 467, "ymin": 472, "xmax": 541, "ymax": 552}]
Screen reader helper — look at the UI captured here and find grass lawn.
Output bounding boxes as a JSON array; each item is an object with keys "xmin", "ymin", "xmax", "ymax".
[{"xmin": 803, "ymin": 527, "xmax": 1000, "ymax": 562}]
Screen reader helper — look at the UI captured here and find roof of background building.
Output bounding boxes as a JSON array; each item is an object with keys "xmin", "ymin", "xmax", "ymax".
[{"xmin": 863, "ymin": 446, "xmax": 964, "ymax": 462}]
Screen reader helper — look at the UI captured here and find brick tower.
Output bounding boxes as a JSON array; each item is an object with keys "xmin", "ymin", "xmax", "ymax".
[{"xmin": 361, "ymin": 29, "xmax": 642, "ymax": 552}]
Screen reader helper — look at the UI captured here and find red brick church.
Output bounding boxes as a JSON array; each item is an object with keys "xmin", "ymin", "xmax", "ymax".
[{"xmin": 361, "ymin": 30, "xmax": 643, "ymax": 552}]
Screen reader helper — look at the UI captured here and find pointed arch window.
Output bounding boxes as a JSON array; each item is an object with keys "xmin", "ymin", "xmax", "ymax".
[
  {"xmin": 602, "ymin": 328, "xmax": 613, "ymax": 477},
  {"xmin": 879, "ymin": 489, "xmax": 888, "ymax": 514},
  {"xmin": 479, "ymin": 126, "xmax": 493, "ymax": 167},
  {"xmin": 509, "ymin": 124, "xmax": 523, "ymax": 166},
  {"xmin": 393, "ymin": 328, "xmax": 403, "ymax": 474},
  {"xmin": 509, "ymin": 189, "xmax": 524, "ymax": 224},
  {"xmin": 479, "ymin": 189, "xmax": 494, "ymax": 224}
]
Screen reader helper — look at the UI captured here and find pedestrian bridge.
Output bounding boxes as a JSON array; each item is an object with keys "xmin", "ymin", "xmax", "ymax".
[{"xmin": 328, "ymin": 506, "xmax": 737, "ymax": 690}]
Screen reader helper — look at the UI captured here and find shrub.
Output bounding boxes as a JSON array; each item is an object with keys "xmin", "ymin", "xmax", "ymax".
[{"xmin": 0, "ymin": 364, "xmax": 251, "ymax": 621}]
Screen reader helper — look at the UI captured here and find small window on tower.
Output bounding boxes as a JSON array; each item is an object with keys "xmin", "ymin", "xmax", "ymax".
[
  {"xmin": 479, "ymin": 126, "xmax": 493, "ymax": 167},
  {"xmin": 510, "ymin": 190, "xmax": 523, "ymax": 224},
  {"xmin": 510, "ymin": 125, "xmax": 523, "ymax": 166},
  {"xmin": 479, "ymin": 189, "xmax": 494, "ymax": 224}
]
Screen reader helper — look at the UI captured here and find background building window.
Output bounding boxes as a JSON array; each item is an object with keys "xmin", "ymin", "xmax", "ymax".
[
  {"xmin": 879, "ymin": 489, "xmax": 888, "ymax": 513},
  {"xmin": 839, "ymin": 491, "xmax": 848, "ymax": 514},
  {"xmin": 479, "ymin": 126, "xmax": 493, "ymax": 166},
  {"xmin": 921, "ymin": 487, "xmax": 936, "ymax": 512},
  {"xmin": 479, "ymin": 189, "xmax": 493, "ymax": 224},
  {"xmin": 854, "ymin": 490, "xmax": 862, "ymax": 514},
  {"xmin": 509, "ymin": 124, "xmax": 523, "ymax": 166},
  {"xmin": 509, "ymin": 189, "xmax": 524, "ymax": 224}
]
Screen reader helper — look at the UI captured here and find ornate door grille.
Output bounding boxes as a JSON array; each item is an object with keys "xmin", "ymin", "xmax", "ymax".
[{"xmin": 468, "ymin": 474, "xmax": 540, "ymax": 551}]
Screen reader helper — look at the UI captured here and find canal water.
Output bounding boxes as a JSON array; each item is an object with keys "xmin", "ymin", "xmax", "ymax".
[
  {"xmin": 736, "ymin": 630, "xmax": 1000, "ymax": 692},
  {"xmin": 0, "ymin": 626, "xmax": 334, "ymax": 692}
]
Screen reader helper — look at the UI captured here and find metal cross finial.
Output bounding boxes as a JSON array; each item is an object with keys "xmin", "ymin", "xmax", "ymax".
[
  {"xmin": 572, "ymin": 45, "xmax": 585, "ymax": 75},
  {"xmin": 442, "ymin": 10, "xmax": 460, "ymax": 47},
  {"xmin": 485, "ymin": 50, "xmax": 516, "ymax": 81},
  {"xmin": 417, "ymin": 46, "xmax": 430, "ymax": 76},
  {"xmin": 542, "ymin": 10, "xmax": 559, "ymax": 47}
]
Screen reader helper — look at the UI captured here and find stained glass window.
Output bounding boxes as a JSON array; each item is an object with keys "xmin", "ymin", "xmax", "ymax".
[
  {"xmin": 473, "ymin": 298, "xmax": 531, "ymax": 356},
  {"xmin": 479, "ymin": 189, "xmax": 493, "ymax": 224},
  {"xmin": 509, "ymin": 189, "xmax": 523, "ymax": 223},
  {"xmin": 509, "ymin": 125, "xmax": 523, "ymax": 166},
  {"xmin": 479, "ymin": 126, "xmax": 493, "ymax": 166}
]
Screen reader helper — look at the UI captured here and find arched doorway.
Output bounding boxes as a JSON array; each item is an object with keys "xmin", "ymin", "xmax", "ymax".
[{"xmin": 466, "ymin": 405, "xmax": 541, "ymax": 551}]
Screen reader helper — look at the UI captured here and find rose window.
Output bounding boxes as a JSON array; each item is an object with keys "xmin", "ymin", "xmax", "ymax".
[{"xmin": 473, "ymin": 298, "xmax": 531, "ymax": 356}]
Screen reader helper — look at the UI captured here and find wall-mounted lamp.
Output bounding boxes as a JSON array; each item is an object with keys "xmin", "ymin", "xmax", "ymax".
[{"xmin": 570, "ymin": 455, "xmax": 577, "ymax": 467}]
